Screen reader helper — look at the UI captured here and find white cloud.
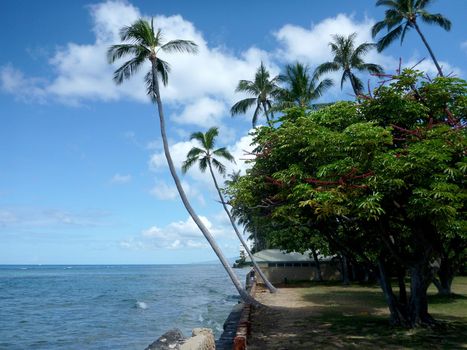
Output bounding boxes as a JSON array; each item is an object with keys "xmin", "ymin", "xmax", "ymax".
[
  {"xmin": 137, "ymin": 215, "xmax": 222, "ymax": 249},
  {"xmin": 0, "ymin": 65, "xmax": 47, "ymax": 103},
  {"xmin": 110, "ymin": 173, "xmax": 132, "ymax": 184},
  {"xmin": 0, "ymin": 0, "xmax": 274, "ymax": 117},
  {"xmin": 149, "ymin": 130, "xmax": 256, "ymax": 187},
  {"xmin": 149, "ymin": 179, "xmax": 203, "ymax": 205},
  {"xmin": 403, "ymin": 57, "xmax": 462, "ymax": 78},
  {"xmin": 275, "ymin": 14, "xmax": 375, "ymax": 65},
  {"xmin": 172, "ymin": 97, "xmax": 226, "ymax": 127}
]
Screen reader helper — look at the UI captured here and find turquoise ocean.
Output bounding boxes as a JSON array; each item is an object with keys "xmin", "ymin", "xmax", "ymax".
[{"xmin": 0, "ymin": 264, "xmax": 249, "ymax": 349}]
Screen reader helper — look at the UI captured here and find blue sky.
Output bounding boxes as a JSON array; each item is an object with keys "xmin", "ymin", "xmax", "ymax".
[{"xmin": 1, "ymin": 0, "xmax": 466, "ymax": 264}]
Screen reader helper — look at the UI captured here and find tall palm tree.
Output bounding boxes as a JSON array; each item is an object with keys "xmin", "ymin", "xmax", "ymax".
[
  {"xmin": 231, "ymin": 62, "xmax": 280, "ymax": 127},
  {"xmin": 372, "ymin": 0, "xmax": 451, "ymax": 77},
  {"xmin": 315, "ymin": 33, "xmax": 384, "ymax": 96},
  {"xmin": 182, "ymin": 127, "xmax": 277, "ymax": 293},
  {"xmin": 276, "ymin": 62, "xmax": 333, "ymax": 109},
  {"xmin": 107, "ymin": 19, "xmax": 257, "ymax": 305}
]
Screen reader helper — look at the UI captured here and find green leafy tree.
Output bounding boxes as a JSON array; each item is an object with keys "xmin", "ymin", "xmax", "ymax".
[
  {"xmin": 228, "ymin": 71, "xmax": 467, "ymax": 326},
  {"xmin": 276, "ymin": 62, "xmax": 333, "ymax": 110},
  {"xmin": 315, "ymin": 33, "xmax": 384, "ymax": 96},
  {"xmin": 182, "ymin": 127, "xmax": 277, "ymax": 293},
  {"xmin": 372, "ymin": 0, "xmax": 451, "ymax": 76},
  {"xmin": 107, "ymin": 19, "xmax": 257, "ymax": 305},
  {"xmin": 231, "ymin": 62, "xmax": 280, "ymax": 127}
]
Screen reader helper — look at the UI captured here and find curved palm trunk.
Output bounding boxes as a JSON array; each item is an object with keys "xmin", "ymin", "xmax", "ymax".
[
  {"xmin": 262, "ymin": 101, "xmax": 273, "ymax": 127},
  {"xmin": 207, "ymin": 160, "xmax": 277, "ymax": 293},
  {"xmin": 347, "ymin": 70, "xmax": 360, "ymax": 97},
  {"xmin": 413, "ymin": 22, "xmax": 444, "ymax": 77},
  {"xmin": 150, "ymin": 62, "xmax": 259, "ymax": 305}
]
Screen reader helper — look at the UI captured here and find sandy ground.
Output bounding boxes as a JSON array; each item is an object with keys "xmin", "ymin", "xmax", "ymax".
[{"xmin": 248, "ymin": 286, "xmax": 320, "ymax": 350}]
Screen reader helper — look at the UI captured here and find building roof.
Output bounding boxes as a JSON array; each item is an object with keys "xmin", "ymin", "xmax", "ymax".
[{"xmin": 245, "ymin": 249, "xmax": 333, "ymax": 263}]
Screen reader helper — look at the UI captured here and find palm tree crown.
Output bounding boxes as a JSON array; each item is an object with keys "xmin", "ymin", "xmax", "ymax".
[
  {"xmin": 182, "ymin": 127, "xmax": 235, "ymax": 175},
  {"xmin": 231, "ymin": 62, "xmax": 280, "ymax": 127},
  {"xmin": 372, "ymin": 0, "xmax": 451, "ymax": 76},
  {"xmin": 276, "ymin": 62, "xmax": 333, "ymax": 109},
  {"xmin": 315, "ymin": 33, "xmax": 384, "ymax": 96},
  {"xmin": 107, "ymin": 18, "xmax": 198, "ymax": 96}
]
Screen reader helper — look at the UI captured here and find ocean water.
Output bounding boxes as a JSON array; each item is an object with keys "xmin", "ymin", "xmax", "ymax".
[{"xmin": 0, "ymin": 264, "xmax": 250, "ymax": 350}]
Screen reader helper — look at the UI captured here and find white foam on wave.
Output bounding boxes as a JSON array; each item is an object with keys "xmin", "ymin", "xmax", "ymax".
[{"xmin": 136, "ymin": 301, "xmax": 148, "ymax": 309}]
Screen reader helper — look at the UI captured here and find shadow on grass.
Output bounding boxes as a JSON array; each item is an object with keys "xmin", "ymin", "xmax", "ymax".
[
  {"xmin": 302, "ymin": 309, "xmax": 467, "ymax": 349},
  {"xmin": 428, "ymin": 293, "xmax": 467, "ymax": 304}
]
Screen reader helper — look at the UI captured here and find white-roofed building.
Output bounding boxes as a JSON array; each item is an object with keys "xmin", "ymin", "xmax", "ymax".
[{"xmin": 245, "ymin": 249, "xmax": 341, "ymax": 284}]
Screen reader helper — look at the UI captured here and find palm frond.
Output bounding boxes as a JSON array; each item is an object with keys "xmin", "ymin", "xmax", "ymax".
[
  {"xmin": 376, "ymin": 0, "xmax": 399, "ymax": 7},
  {"xmin": 419, "ymin": 12, "xmax": 452, "ymax": 31},
  {"xmin": 312, "ymin": 78, "xmax": 334, "ymax": 99},
  {"xmin": 351, "ymin": 43, "xmax": 376, "ymax": 61},
  {"xmin": 107, "ymin": 44, "xmax": 148, "ymax": 64},
  {"xmin": 120, "ymin": 19, "xmax": 154, "ymax": 47},
  {"xmin": 230, "ymin": 98, "xmax": 257, "ymax": 116},
  {"xmin": 112, "ymin": 53, "xmax": 146, "ymax": 84},
  {"xmin": 235, "ymin": 80, "xmax": 259, "ymax": 95},
  {"xmin": 186, "ymin": 146, "xmax": 205, "ymax": 159},
  {"xmin": 199, "ymin": 157, "xmax": 208, "ymax": 173},
  {"xmin": 182, "ymin": 156, "xmax": 200, "ymax": 174},
  {"xmin": 356, "ymin": 63, "xmax": 384, "ymax": 75},
  {"xmin": 189, "ymin": 131, "xmax": 205, "ymax": 144},
  {"xmin": 376, "ymin": 24, "xmax": 403, "ymax": 51},
  {"xmin": 351, "ymin": 73, "xmax": 364, "ymax": 94},
  {"xmin": 213, "ymin": 147, "xmax": 235, "ymax": 163},
  {"xmin": 211, "ymin": 158, "xmax": 227, "ymax": 175},
  {"xmin": 400, "ymin": 21, "xmax": 411, "ymax": 43},
  {"xmin": 161, "ymin": 39, "xmax": 199, "ymax": 54},
  {"xmin": 204, "ymin": 127, "xmax": 219, "ymax": 150},
  {"xmin": 372, "ymin": 20, "xmax": 388, "ymax": 38},
  {"xmin": 315, "ymin": 62, "xmax": 340, "ymax": 77},
  {"xmin": 156, "ymin": 58, "xmax": 170, "ymax": 86}
]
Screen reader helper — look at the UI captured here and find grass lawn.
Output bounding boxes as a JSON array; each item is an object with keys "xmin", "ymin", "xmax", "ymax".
[{"xmin": 249, "ymin": 276, "xmax": 467, "ymax": 349}]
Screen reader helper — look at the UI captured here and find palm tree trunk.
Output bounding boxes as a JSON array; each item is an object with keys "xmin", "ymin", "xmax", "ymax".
[
  {"xmin": 150, "ymin": 62, "xmax": 259, "ymax": 305},
  {"xmin": 262, "ymin": 101, "xmax": 273, "ymax": 127},
  {"xmin": 207, "ymin": 160, "xmax": 277, "ymax": 293},
  {"xmin": 413, "ymin": 22, "xmax": 444, "ymax": 77},
  {"xmin": 347, "ymin": 70, "xmax": 359, "ymax": 97}
]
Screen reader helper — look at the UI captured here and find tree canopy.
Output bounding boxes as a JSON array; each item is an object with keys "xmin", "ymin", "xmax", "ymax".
[{"xmin": 227, "ymin": 70, "xmax": 467, "ymax": 326}]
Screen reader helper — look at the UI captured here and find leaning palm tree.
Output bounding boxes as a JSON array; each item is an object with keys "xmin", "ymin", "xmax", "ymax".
[
  {"xmin": 372, "ymin": 0, "xmax": 451, "ymax": 76},
  {"xmin": 107, "ymin": 19, "xmax": 257, "ymax": 305},
  {"xmin": 315, "ymin": 33, "xmax": 384, "ymax": 96},
  {"xmin": 231, "ymin": 62, "xmax": 280, "ymax": 127},
  {"xmin": 182, "ymin": 127, "xmax": 277, "ymax": 293},
  {"xmin": 276, "ymin": 62, "xmax": 333, "ymax": 109}
]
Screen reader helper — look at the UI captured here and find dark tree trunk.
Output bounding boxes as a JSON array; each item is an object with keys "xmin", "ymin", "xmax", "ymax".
[
  {"xmin": 397, "ymin": 268, "xmax": 408, "ymax": 306},
  {"xmin": 378, "ymin": 261, "xmax": 407, "ymax": 326},
  {"xmin": 433, "ymin": 258, "xmax": 454, "ymax": 296},
  {"xmin": 311, "ymin": 247, "xmax": 323, "ymax": 281},
  {"xmin": 262, "ymin": 101, "xmax": 273, "ymax": 127},
  {"xmin": 413, "ymin": 21, "xmax": 444, "ymax": 77},
  {"xmin": 341, "ymin": 255, "xmax": 350, "ymax": 285},
  {"xmin": 408, "ymin": 262, "xmax": 435, "ymax": 326}
]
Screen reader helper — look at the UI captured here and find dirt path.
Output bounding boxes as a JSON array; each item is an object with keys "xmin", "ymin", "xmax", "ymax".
[
  {"xmin": 248, "ymin": 287, "xmax": 320, "ymax": 349},
  {"xmin": 247, "ymin": 284, "xmax": 396, "ymax": 350}
]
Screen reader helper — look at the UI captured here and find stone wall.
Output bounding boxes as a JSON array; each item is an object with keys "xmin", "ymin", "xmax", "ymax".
[{"xmin": 145, "ymin": 328, "xmax": 215, "ymax": 350}]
